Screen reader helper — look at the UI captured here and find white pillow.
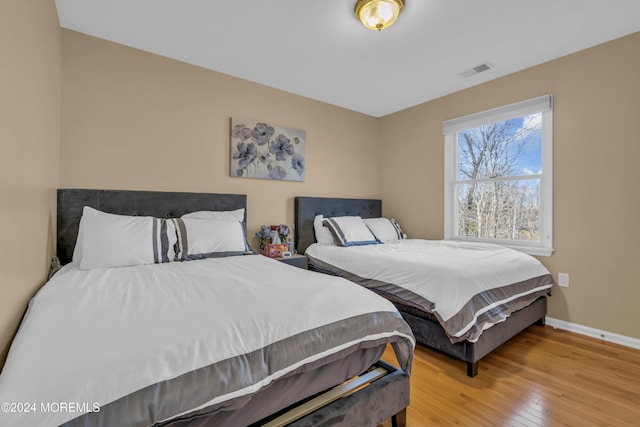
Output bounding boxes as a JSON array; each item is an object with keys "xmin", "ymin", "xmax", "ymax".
[
  {"xmin": 72, "ymin": 218, "xmax": 85, "ymax": 264},
  {"xmin": 181, "ymin": 208, "xmax": 245, "ymax": 222},
  {"xmin": 72, "ymin": 209, "xmax": 245, "ymax": 264},
  {"xmin": 79, "ymin": 207, "xmax": 177, "ymax": 270},
  {"xmin": 313, "ymin": 215, "xmax": 336, "ymax": 245},
  {"xmin": 323, "ymin": 216, "xmax": 380, "ymax": 247},
  {"xmin": 363, "ymin": 217, "xmax": 407, "ymax": 243},
  {"xmin": 173, "ymin": 218, "xmax": 249, "ymax": 260}
]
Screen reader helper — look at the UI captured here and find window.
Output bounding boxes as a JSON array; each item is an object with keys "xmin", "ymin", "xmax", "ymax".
[{"xmin": 443, "ymin": 95, "xmax": 553, "ymax": 256}]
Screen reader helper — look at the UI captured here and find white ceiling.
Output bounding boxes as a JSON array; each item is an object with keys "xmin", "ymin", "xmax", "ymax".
[{"xmin": 55, "ymin": 0, "xmax": 640, "ymax": 117}]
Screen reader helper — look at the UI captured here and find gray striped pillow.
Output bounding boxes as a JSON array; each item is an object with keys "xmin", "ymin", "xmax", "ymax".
[
  {"xmin": 322, "ymin": 216, "xmax": 381, "ymax": 247},
  {"xmin": 363, "ymin": 217, "xmax": 407, "ymax": 243},
  {"xmin": 172, "ymin": 218, "xmax": 251, "ymax": 261}
]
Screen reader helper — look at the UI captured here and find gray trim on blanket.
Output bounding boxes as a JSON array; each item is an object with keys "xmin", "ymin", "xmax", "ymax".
[
  {"xmin": 446, "ymin": 276, "xmax": 552, "ymax": 342},
  {"xmin": 157, "ymin": 341, "xmax": 389, "ymax": 427},
  {"xmin": 307, "ymin": 254, "xmax": 552, "ymax": 343},
  {"xmin": 62, "ymin": 311, "xmax": 413, "ymax": 427},
  {"xmin": 307, "ymin": 255, "xmax": 436, "ymax": 312}
]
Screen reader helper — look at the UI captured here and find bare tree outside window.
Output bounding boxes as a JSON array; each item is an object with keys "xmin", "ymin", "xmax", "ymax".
[
  {"xmin": 444, "ymin": 95, "xmax": 553, "ymax": 255},
  {"xmin": 455, "ymin": 114, "xmax": 542, "ymax": 242}
]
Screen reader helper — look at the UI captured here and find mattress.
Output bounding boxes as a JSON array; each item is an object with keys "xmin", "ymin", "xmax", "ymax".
[
  {"xmin": 0, "ymin": 255, "xmax": 414, "ymax": 426},
  {"xmin": 306, "ymin": 239, "xmax": 553, "ymax": 343}
]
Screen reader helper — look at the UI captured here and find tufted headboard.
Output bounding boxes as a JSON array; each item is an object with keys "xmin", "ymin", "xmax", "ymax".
[
  {"xmin": 57, "ymin": 189, "xmax": 247, "ymax": 265},
  {"xmin": 294, "ymin": 196, "xmax": 382, "ymax": 254}
]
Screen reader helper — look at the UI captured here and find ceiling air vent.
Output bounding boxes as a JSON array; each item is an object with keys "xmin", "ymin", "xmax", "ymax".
[{"xmin": 460, "ymin": 62, "xmax": 493, "ymax": 78}]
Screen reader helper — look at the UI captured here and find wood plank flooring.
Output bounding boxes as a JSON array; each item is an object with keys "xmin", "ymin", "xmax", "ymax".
[{"xmin": 380, "ymin": 325, "xmax": 640, "ymax": 426}]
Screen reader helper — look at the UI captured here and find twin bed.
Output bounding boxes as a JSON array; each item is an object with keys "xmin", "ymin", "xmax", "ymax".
[
  {"xmin": 294, "ymin": 196, "xmax": 553, "ymax": 377},
  {"xmin": 0, "ymin": 189, "xmax": 414, "ymax": 427}
]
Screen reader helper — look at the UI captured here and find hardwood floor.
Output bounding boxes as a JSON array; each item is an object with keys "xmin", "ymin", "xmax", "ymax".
[{"xmin": 380, "ymin": 325, "xmax": 640, "ymax": 426}]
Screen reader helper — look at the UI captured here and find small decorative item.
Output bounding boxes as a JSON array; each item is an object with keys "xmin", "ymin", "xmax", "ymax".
[
  {"xmin": 277, "ymin": 224, "xmax": 290, "ymax": 243},
  {"xmin": 256, "ymin": 225, "xmax": 273, "ymax": 250},
  {"xmin": 230, "ymin": 117, "xmax": 306, "ymax": 182},
  {"xmin": 287, "ymin": 235, "xmax": 295, "ymax": 254},
  {"xmin": 257, "ymin": 224, "xmax": 293, "ymax": 257},
  {"xmin": 270, "ymin": 229, "xmax": 281, "ymax": 244},
  {"xmin": 263, "ymin": 243, "xmax": 290, "ymax": 258}
]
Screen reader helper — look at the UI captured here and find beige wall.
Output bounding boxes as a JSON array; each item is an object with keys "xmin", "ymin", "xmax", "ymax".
[
  {"xmin": 5, "ymin": 22, "xmax": 634, "ymax": 363},
  {"xmin": 0, "ymin": 1, "xmax": 61, "ymax": 365},
  {"xmin": 380, "ymin": 33, "xmax": 640, "ymax": 339},
  {"xmin": 60, "ymin": 30, "xmax": 380, "ymax": 247}
]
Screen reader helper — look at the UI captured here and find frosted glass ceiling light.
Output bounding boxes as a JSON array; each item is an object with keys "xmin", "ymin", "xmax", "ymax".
[{"xmin": 355, "ymin": 0, "xmax": 405, "ymax": 31}]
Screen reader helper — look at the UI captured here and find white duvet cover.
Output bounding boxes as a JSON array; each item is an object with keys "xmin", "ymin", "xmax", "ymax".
[
  {"xmin": 306, "ymin": 240, "xmax": 553, "ymax": 342},
  {"xmin": 0, "ymin": 255, "xmax": 413, "ymax": 426}
]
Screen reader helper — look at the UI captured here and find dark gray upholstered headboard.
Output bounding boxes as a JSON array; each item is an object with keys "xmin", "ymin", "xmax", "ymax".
[
  {"xmin": 57, "ymin": 189, "xmax": 247, "ymax": 265},
  {"xmin": 294, "ymin": 197, "xmax": 382, "ymax": 254}
]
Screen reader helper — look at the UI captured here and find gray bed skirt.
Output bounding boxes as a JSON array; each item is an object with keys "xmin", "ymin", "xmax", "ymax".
[{"xmin": 399, "ymin": 297, "xmax": 547, "ymax": 377}]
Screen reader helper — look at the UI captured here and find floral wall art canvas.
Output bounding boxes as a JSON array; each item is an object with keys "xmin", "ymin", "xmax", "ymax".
[{"xmin": 230, "ymin": 118, "xmax": 306, "ymax": 182}]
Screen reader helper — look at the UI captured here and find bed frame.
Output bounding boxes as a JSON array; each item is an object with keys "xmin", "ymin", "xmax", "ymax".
[
  {"xmin": 294, "ymin": 196, "xmax": 547, "ymax": 377},
  {"xmin": 57, "ymin": 189, "xmax": 409, "ymax": 427}
]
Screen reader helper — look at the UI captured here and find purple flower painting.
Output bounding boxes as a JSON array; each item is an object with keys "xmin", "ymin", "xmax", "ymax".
[{"xmin": 231, "ymin": 117, "xmax": 306, "ymax": 182}]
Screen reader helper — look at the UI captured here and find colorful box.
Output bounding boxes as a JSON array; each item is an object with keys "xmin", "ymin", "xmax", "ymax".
[{"xmin": 263, "ymin": 243, "xmax": 289, "ymax": 258}]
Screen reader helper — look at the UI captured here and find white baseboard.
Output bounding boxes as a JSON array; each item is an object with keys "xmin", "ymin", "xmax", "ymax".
[{"xmin": 545, "ymin": 317, "xmax": 640, "ymax": 350}]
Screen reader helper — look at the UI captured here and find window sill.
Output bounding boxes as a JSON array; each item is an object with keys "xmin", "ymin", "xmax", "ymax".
[
  {"xmin": 509, "ymin": 245, "xmax": 553, "ymax": 257},
  {"xmin": 448, "ymin": 238, "xmax": 553, "ymax": 257}
]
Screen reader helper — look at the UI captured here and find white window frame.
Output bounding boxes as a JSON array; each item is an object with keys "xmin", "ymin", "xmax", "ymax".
[{"xmin": 443, "ymin": 95, "xmax": 553, "ymax": 256}]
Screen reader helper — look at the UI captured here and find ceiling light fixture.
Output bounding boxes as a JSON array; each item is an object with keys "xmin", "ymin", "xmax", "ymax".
[{"xmin": 355, "ymin": 0, "xmax": 405, "ymax": 31}]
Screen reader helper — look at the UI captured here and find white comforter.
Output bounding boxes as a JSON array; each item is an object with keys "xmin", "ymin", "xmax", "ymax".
[
  {"xmin": 0, "ymin": 255, "xmax": 413, "ymax": 426},
  {"xmin": 306, "ymin": 240, "xmax": 553, "ymax": 342}
]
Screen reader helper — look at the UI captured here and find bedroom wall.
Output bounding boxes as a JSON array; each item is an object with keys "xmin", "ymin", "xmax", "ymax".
[
  {"xmin": 379, "ymin": 32, "xmax": 640, "ymax": 340},
  {"xmin": 59, "ymin": 30, "xmax": 380, "ymax": 247},
  {"xmin": 0, "ymin": 1, "xmax": 61, "ymax": 366}
]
